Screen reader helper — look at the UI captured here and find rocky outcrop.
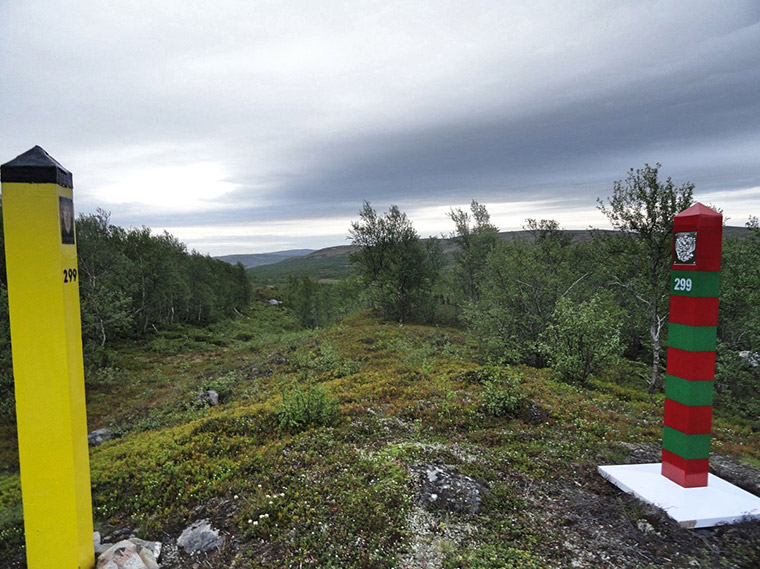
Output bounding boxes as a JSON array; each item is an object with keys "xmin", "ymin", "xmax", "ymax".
[
  {"xmin": 177, "ymin": 519, "xmax": 225, "ymax": 554},
  {"xmin": 411, "ymin": 464, "xmax": 487, "ymax": 514}
]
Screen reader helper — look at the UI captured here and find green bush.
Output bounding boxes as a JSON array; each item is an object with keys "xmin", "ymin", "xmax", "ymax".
[
  {"xmin": 539, "ymin": 294, "xmax": 624, "ymax": 384},
  {"xmin": 479, "ymin": 366, "xmax": 523, "ymax": 417},
  {"xmin": 290, "ymin": 341, "xmax": 361, "ymax": 379},
  {"xmin": 277, "ymin": 384, "xmax": 339, "ymax": 433}
]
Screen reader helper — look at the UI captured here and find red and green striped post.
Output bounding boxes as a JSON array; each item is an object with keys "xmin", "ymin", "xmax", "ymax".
[{"xmin": 662, "ymin": 203, "xmax": 722, "ymax": 487}]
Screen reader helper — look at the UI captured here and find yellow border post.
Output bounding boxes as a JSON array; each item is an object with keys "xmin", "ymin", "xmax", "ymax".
[{"xmin": 1, "ymin": 147, "xmax": 94, "ymax": 569}]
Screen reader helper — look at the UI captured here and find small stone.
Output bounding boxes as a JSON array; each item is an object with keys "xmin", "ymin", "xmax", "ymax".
[
  {"xmin": 107, "ymin": 528, "xmax": 132, "ymax": 542},
  {"xmin": 88, "ymin": 428, "xmax": 113, "ymax": 447},
  {"xmin": 738, "ymin": 351, "xmax": 760, "ymax": 367},
  {"xmin": 198, "ymin": 390, "xmax": 219, "ymax": 406},
  {"xmin": 94, "ymin": 531, "xmax": 114, "ymax": 556}
]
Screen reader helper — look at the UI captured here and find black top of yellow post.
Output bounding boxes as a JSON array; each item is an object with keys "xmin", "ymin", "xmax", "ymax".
[{"xmin": 0, "ymin": 145, "xmax": 73, "ymax": 188}]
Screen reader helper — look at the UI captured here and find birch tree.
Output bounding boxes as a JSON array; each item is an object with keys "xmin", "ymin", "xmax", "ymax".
[{"xmin": 597, "ymin": 163, "xmax": 693, "ymax": 393}]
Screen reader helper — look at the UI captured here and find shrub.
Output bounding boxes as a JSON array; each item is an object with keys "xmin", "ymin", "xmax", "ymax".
[
  {"xmin": 292, "ymin": 341, "xmax": 361, "ymax": 378},
  {"xmin": 277, "ymin": 384, "xmax": 339, "ymax": 433},
  {"xmin": 539, "ymin": 294, "xmax": 624, "ymax": 384},
  {"xmin": 480, "ymin": 366, "xmax": 523, "ymax": 417}
]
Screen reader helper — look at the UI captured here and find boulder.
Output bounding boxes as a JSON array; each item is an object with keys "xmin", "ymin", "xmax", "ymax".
[{"xmin": 177, "ymin": 519, "xmax": 225, "ymax": 554}]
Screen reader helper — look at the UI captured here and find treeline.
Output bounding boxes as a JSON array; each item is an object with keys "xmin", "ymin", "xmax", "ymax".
[
  {"xmin": 74, "ymin": 210, "xmax": 251, "ymax": 347},
  {"xmin": 0, "ymin": 209, "xmax": 251, "ymax": 413},
  {"xmin": 283, "ymin": 165, "xmax": 760, "ymax": 420}
]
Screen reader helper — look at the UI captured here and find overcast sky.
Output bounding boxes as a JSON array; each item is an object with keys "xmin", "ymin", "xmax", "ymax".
[{"xmin": 1, "ymin": 1, "xmax": 759, "ymax": 255}]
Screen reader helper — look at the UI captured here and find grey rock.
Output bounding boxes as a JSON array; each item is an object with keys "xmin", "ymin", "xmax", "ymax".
[
  {"xmin": 267, "ymin": 298, "xmax": 282, "ymax": 306},
  {"xmin": 104, "ymin": 528, "xmax": 135, "ymax": 543},
  {"xmin": 177, "ymin": 519, "xmax": 225, "ymax": 554},
  {"xmin": 198, "ymin": 389, "xmax": 219, "ymax": 406},
  {"xmin": 94, "ymin": 531, "xmax": 107, "ymax": 555},
  {"xmin": 412, "ymin": 464, "xmax": 487, "ymax": 514},
  {"xmin": 96, "ymin": 540, "xmax": 159, "ymax": 569},
  {"xmin": 88, "ymin": 428, "xmax": 113, "ymax": 447},
  {"xmin": 96, "ymin": 541, "xmax": 115, "ymax": 556}
]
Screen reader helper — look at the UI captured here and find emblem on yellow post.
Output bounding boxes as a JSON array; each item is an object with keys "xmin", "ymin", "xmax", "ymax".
[{"xmin": 1, "ymin": 146, "xmax": 94, "ymax": 569}]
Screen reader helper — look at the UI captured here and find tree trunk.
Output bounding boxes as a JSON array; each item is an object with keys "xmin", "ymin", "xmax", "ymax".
[
  {"xmin": 648, "ymin": 308, "xmax": 663, "ymax": 394},
  {"xmin": 649, "ymin": 333, "xmax": 661, "ymax": 394}
]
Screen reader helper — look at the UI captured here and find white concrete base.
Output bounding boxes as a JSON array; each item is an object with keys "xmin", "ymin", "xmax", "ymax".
[{"xmin": 598, "ymin": 463, "xmax": 760, "ymax": 529}]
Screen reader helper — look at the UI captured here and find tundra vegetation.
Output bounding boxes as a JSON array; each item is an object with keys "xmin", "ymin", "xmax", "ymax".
[{"xmin": 0, "ymin": 165, "xmax": 759, "ymax": 568}]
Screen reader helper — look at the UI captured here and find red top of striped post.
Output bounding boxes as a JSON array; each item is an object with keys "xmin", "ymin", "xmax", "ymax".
[{"xmin": 672, "ymin": 203, "xmax": 722, "ymax": 272}]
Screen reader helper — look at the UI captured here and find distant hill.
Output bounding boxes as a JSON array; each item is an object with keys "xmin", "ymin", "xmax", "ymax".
[
  {"xmin": 245, "ymin": 227, "xmax": 754, "ymax": 284},
  {"xmin": 215, "ymin": 249, "xmax": 314, "ymax": 269},
  {"xmin": 248, "ymin": 246, "xmax": 358, "ymax": 283}
]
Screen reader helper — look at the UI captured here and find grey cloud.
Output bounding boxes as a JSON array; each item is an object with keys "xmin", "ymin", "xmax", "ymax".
[{"xmin": 1, "ymin": 1, "xmax": 759, "ymax": 254}]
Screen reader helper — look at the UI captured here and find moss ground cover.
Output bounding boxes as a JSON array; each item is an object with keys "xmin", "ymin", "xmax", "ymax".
[{"xmin": 0, "ymin": 299, "xmax": 758, "ymax": 568}]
